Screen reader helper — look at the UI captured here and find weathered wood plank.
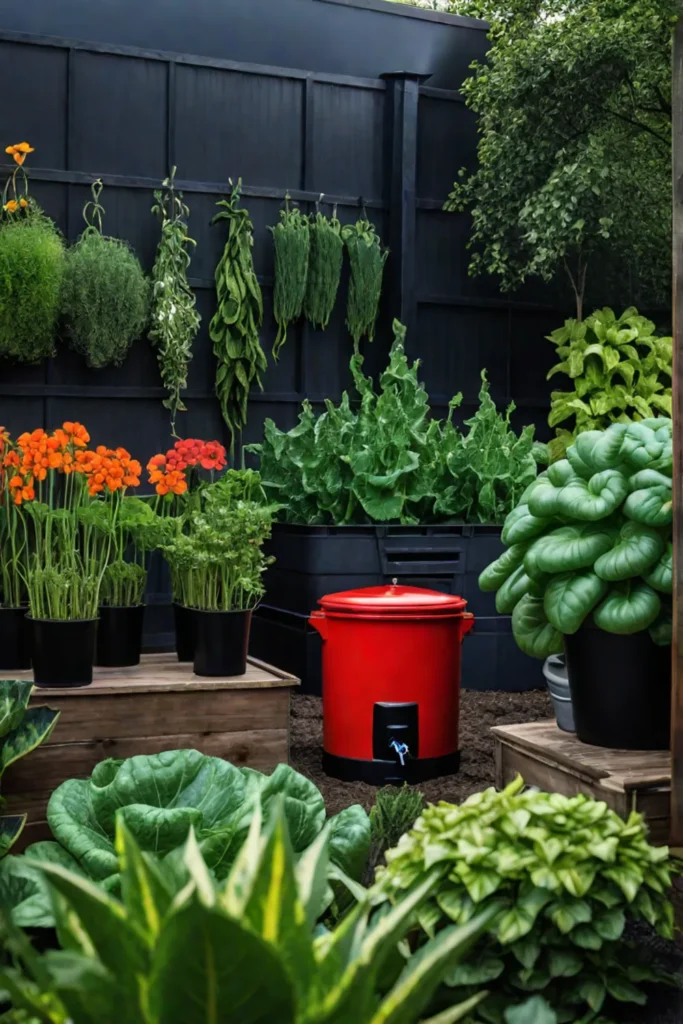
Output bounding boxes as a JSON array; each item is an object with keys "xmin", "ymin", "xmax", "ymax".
[
  {"xmin": 4, "ymin": 728, "xmax": 289, "ymax": 799},
  {"xmin": 31, "ymin": 688, "xmax": 289, "ymax": 745},
  {"xmin": 16, "ymin": 653, "xmax": 299, "ymax": 696}
]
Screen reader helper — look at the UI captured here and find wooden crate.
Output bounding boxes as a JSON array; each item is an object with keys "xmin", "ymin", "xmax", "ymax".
[
  {"xmin": 493, "ymin": 721, "xmax": 671, "ymax": 844},
  {"xmin": 4, "ymin": 653, "xmax": 299, "ymax": 849}
]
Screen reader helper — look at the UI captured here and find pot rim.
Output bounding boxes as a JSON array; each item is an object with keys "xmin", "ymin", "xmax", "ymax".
[
  {"xmin": 185, "ymin": 606, "xmax": 255, "ymax": 617},
  {"xmin": 0, "ymin": 604, "xmax": 29, "ymax": 612},
  {"xmin": 26, "ymin": 616, "xmax": 100, "ymax": 624},
  {"xmin": 98, "ymin": 604, "xmax": 146, "ymax": 611}
]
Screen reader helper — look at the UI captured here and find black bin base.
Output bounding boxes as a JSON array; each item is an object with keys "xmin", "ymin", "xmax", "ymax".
[{"xmin": 323, "ymin": 750, "xmax": 460, "ymax": 785}]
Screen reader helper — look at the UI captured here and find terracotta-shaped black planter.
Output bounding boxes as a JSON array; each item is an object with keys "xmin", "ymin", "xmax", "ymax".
[
  {"xmin": 29, "ymin": 617, "xmax": 98, "ymax": 688},
  {"xmin": 96, "ymin": 605, "xmax": 145, "ymax": 668},
  {"xmin": 173, "ymin": 602, "xmax": 196, "ymax": 663},
  {"xmin": 0, "ymin": 606, "xmax": 31, "ymax": 671},
  {"xmin": 193, "ymin": 609, "xmax": 252, "ymax": 678},
  {"xmin": 564, "ymin": 622, "xmax": 670, "ymax": 750}
]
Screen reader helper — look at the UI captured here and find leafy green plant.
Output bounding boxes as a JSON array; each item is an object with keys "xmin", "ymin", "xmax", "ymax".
[
  {"xmin": 366, "ymin": 786, "xmax": 425, "ymax": 883},
  {"xmin": 304, "ymin": 209, "xmax": 344, "ymax": 330},
  {"xmin": 343, "ymin": 217, "xmax": 388, "ymax": 352},
  {"xmin": 547, "ymin": 307, "xmax": 672, "ymax": 461},
  {"xmin": 248, "ymin": 319, "xmax": 541, "ymax": 526},
  {"xmin": 61, "ymin": 180, "xmax": 149, "ymax": 368},
  {"xmin": 0, "ymin": 215, "xmax": 64, "ymax": 363},
  {"xmin": 0, "ymin": 749, "xmax": 370, "ymax": 928},
  {"xmin": 444, "ymin": 0, "xmax": 674, "ymax": 319},
  {"xmin": 209, "ymin": 180, "xmax": 267, "ymax": 450},
  {"xmin": 270, "ymin": 198, "xmax": 310, "ymax": 359},
  {"xmin": 0, "ymin": 680, "xmax": 60, "ymax": 858},
  {"xmin": 160, "ymin": 469, "xmax": 275, "ymax": 611},
  {"xmin": 480, "ymin": 419, "xmax": 672, "ymax": 658},
  {"xmin": 0, "ymin": 805, "xmax": 496, "ymax": 1024},
  {"xmin": 378, "ymin": 776, "xmax": 677, "ymax": 1024},
  {"xmin": 150, "ymin": 168, "xmax": 201, "ymax": 437},
  {"xmin": 99, "ymin": 496, "xmax": 157, "ymax": 608}
]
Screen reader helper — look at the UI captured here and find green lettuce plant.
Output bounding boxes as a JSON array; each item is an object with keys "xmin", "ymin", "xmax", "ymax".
[
  {"xmin": 0, "ymin": 807, "xmax": 496, "ymax": 1024},
  {"xmin": 0, "ymin": 680, "xmax": 60, "ymax": 858},
  {"xmin": 0, "ymin": 749, "xmax": 370, "ymax": 927},
  {"xmin": 248, "ymin": 319, "xmax": 541, "ymax": 526},
  {"xmin": 479, "ymin": 419, "xmax": 672, "ymax": 659},
  {"xmin": 547, "ymin": 307, "xmax": 672, "ymax": 461},
  {"xmin": 377, "ymin": 776, "xmax": 677, "ymax": 1024}
]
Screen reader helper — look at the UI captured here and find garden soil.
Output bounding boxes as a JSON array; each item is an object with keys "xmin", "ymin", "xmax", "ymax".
[{"xmin": 290, "ymin": 688, "xmax": 683, "ymax": 1024}]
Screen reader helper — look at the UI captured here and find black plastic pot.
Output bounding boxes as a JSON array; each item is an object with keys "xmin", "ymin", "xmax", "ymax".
[
  {"xmin": 564, "ymin": 622, "xmax": 671, "ymax": 750},
  {"xmin": 96, "ymin": 605, "xmax": 145, "ymax": 668},
  {"xmin": 173, "ymin": 602, "xmax": 196, "ymax": 663},
  {"xmin": 0, "ymin": 606, "xmax": 31, "ymax": 670},
  {"xmin": 193, "ymin": 608, "xmax": 252, "ymax": 677},
  {"xmin": 29, "ymin": 617, "xmax": 98, "ymax": 688}
]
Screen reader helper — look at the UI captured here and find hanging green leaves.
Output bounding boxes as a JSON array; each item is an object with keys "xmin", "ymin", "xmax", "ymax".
[
  {"xmin": 149, "ymin": 169, "xmax": 201, "ymax": 436},
  {"xmin": 61, "ymin": 180, "xmax": 149, "ymax": 369},
  {"xmin": 342, "ymin": 217, "xmax": 388, "ymax": 352},
  {"xmin": 304, "ymin": 210, "xmax": 344, "ymax": 330},
  {"xmin": 209, "ymin": 180, "xmax": 267, "ymax": 450},
  {"xmin": 269, "ymin": 197, "xmax": 310, "ymax": 360}
]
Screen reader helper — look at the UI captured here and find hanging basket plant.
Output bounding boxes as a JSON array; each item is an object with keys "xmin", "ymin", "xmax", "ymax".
[
  {"xmin": 269, "ymin": 195, "xmax": 310, "ymax": 360},
  {"xmin": 304, "ymin": 204, "xmax": 344, "ymax": 331},
  {"xmin": 61, "ymin": 179, "xmax": 150, "ymax": 369},
  {"xmin": 150, "ymin": 167, "xmax": 201, "ymax": 436},
  {"xmin": 343, "ymin": 214, "xmax": 388, "ymax": 353},
  {"xmin": 209, "ymin": 179, "xmax": 267, "ymax": 451},
  {"xmin": 0, "ymin": 142, "xmax": 65, "ymax": 363}
]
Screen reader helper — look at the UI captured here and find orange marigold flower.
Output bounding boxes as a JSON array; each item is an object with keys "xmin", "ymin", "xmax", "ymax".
[
  {"xmin": 3, "ymin": 200, "xmax": 18, "ymax": 213},
  {"xmin": 16, "ymin": 143, "xmax": 34, "ymax": 154},
  {"xmin": 19, "ymin": 198, "xmax": 28, "ymax": 209}
]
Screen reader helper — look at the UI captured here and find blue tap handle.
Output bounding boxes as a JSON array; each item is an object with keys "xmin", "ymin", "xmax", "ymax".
[{"xmin": 389, "ymin": 739, "xmax": 410, "ymax": 766}]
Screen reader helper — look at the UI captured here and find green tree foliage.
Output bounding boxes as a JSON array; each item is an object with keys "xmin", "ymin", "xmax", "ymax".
[{"xmin": 444, "ymin": 0, "xmax": 676, "ymax": 319}]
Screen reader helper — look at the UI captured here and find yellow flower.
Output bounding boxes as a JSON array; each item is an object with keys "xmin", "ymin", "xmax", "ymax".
[
  {"xmin": 19, "ymin": 198, "xmax": 28, "ymax": 208},
  {"xmin": 16, "ymin": 143, "xmax": 34, "ymax": 154},
  {"xmin": 3, "ymin": 200, "xmax": 18, "ymax": 213},
  {"xmin": 5, "ymin": 142, "xmax": 34, "ymax": 166}
]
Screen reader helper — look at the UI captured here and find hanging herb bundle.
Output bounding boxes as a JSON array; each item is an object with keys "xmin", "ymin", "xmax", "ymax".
[
  {"xmin": 269, "ymin": 197, "xmax": 310, "ymax": 360},
  {"xmin": 61, "ymin": 179, "xmax": 150, "ymax": 369},
  {"xmin": 150, "ymin": 168, "xmax": 201, "ymax": 437},
  {"xmin": 209, "ymin": 180, "xmax": 267, "ymax": 450},
  {"xmin": 304, "ymin": 209, "xmax": 344, "ymax": 331},
  {"xmin": 342, "ymin": 217, "xmax": 388, "ymax": 353},
  {"xmin": 0, "ymin": 142, "xmax": 65, "ymax": 362}
]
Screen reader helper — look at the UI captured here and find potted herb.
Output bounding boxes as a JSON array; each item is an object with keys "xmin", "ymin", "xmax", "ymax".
[
  {"xmin": 160, "ymin": 470, "xmax": 273, "ymax": 677},
  {"xmin": 11, "ymin": 423, "xmax": 142, "ymax": 688},
  {"xmin": 146, "ymin": 437, "xmax": 228, "ymax": 662},
  {"xmin": 246, "ymin": 319, "xmax": 544, "ymax": 695},
  {"xmin": 95, "ymin": 492, "xmax": 157, "ymax": 670},
  {"xmin": 0, "ymin": 426, "xmax": 31, "ymax": 670},
  {"xmin": 480, "ymin": 418, "xmax": 672, "ymax": 749}
]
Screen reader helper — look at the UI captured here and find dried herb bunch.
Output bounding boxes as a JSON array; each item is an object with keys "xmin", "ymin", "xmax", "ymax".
[
  {"xmin": 61, "ymin": 179, "xmax": 150, "ymax": 369},
  {"xmin": 0, "ymin": 141, "xmax": 64, "ymax": 363},
  {"xmin": 343, "ymin": 216, "xmax": 388, "ymax": 352},
  {"xmin": 304, "ymin": 209, "xmax": 344, "ymax": 331},
  {"xmin": 269, "ymin": 196, "xmax": 310, "ymax": 360},
  {"xmin": 209, "ymin": 180, "xmax": 267, "ymax": 450},
  {"xmin": 150, "ymin": 168, "xmax": 201, "ymax": 436}
]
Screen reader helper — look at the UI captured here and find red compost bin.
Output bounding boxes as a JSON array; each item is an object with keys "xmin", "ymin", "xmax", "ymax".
[{"xmin": 309, "ymin": 583, "xmax": 474, "ymax": 784}]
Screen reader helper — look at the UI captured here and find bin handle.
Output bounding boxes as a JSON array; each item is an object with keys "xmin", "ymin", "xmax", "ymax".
[
  {"xmin": 309, "ymin": 610, "xmax": 328, "ymax": 641},
  {"xmin": 460, "ymin": 612, "xmax": 475, "ymax": 639}
]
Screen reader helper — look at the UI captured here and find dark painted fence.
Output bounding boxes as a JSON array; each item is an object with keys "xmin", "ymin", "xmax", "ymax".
[{"xmin": 0, "ymin": 0, "xmax": 567, "ymax": 643}]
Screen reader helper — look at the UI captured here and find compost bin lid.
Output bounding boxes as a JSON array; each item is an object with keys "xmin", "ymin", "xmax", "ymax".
[{"xmin": 318, "ymin": 583, "xmax": 467, "ymax": 616}]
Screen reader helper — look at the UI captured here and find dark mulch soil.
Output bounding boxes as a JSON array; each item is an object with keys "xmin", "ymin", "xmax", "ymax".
[
  {"xmin": 290, "ymin": 687, "xmax": 553, "ymax": 815},
  {"xmin": 290, "ymin": 688, "xmax": 683, "ymax": 1024}
]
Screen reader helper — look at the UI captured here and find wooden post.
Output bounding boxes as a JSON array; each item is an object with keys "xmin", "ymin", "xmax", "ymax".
[
  {"xmin": 671, "ymin": 17, "xmax": 683, "ymax": 848},
  {"xmin": 381, "ymin": 71, "xmax": 430, "ymax": 347}
]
